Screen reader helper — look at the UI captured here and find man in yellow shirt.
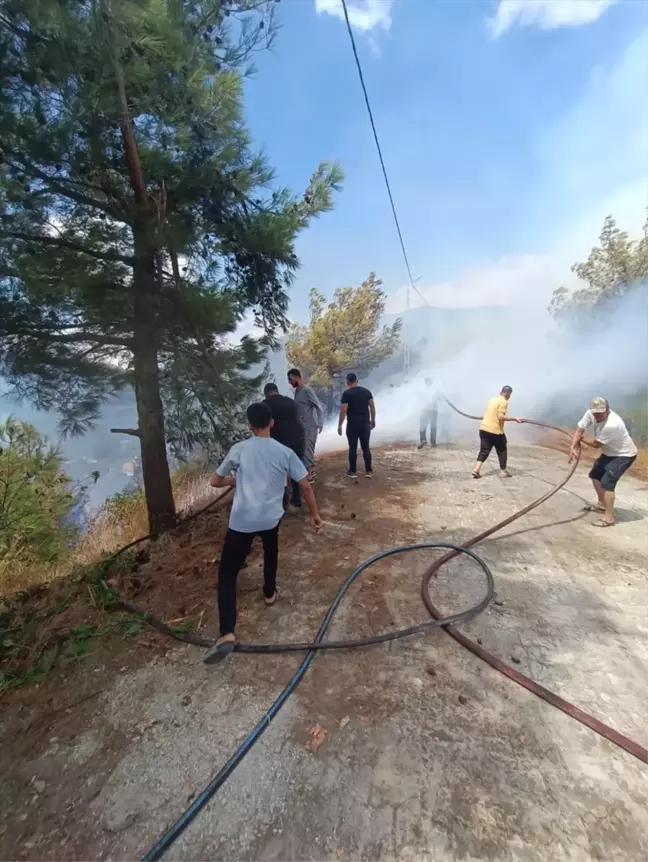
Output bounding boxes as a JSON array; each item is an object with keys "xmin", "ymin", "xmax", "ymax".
[{"xmin": 472, "ymin": 386, "xmax": 523, "ymax": 478}]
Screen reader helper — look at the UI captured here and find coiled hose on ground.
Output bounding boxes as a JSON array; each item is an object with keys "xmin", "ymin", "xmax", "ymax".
[{"xmin": 115, "ymin": 402, "xmax": 647, "ymax": 861}]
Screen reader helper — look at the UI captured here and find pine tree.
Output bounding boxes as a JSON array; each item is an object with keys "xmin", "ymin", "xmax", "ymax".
[
  {"xmin": 0, "ymin": 0, "xmax": 343, "ymax": 533},
  {"xmin": 0, "ymin": 417, "xmax": 78, "ymax": 568},
  {"xmin": 286, "ymin": 273, "xmax": 401, "ymax": 414},
  {"xmin": 549, "ymin": 214, "xmax": 648, "ymax": 320}
]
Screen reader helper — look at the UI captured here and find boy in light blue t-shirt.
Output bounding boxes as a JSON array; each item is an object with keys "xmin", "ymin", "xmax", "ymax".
[{"xmin": 205, "ymin": 402, "xmax": 322, "ymax": 663}]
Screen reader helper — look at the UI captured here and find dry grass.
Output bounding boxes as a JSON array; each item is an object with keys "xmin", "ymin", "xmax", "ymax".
[
  {"xmin": 0, "ymin": 478, "xmax": 232, "ymax": 690},
  {"xmin": 534, "ymin": 428, "xmax": 648, "ymax": 481},
  {"xmin": 0, "ymin": 466, "xmax": 216, "ymax": 598}
]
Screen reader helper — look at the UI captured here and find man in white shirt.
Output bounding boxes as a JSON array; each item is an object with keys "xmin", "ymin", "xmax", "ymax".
[
  {"xmin": 569, "ymin": 396, "xmax": 638, "ymax": 527},
  {"xmin": 418, "ymin": 377, "xmax": 440, "ymax": 449}
]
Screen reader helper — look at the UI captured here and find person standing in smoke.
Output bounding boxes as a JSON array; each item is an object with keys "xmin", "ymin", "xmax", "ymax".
[
  {"xmin": 418, "ymin": 377, "xmax": 440, "ymax": 449},
  {"xmin": 287, "ymin": 368, "xmax": 324, "ymax": 480},
  {"xmin": 338, "ymin": 372, "xmax": 375, "ymax": 479},
  {"xmin": 471, "ymin": 385, "xmax": 523, "ymax": 478}
]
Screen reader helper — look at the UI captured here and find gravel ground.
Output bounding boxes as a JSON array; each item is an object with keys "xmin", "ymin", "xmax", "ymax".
[{"xmin": 1, "ymin": 442, "xmax": 647, "ymax": 861}]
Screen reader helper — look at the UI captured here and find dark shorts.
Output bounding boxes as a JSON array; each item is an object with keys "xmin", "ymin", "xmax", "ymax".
[{"xmin": 589, "ymin": 454, "xmax": 636, "ymax": 491}]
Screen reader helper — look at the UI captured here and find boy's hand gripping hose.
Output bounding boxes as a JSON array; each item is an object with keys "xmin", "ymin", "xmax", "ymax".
[{"xmin": 130, "ymin": 401, "xmax": 646, "ymax": 861}]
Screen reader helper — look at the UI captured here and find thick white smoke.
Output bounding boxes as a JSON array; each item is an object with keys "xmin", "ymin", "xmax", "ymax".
[{"xmin": 316, "ymin": 284, "xmax": 648, "ymax": 455}]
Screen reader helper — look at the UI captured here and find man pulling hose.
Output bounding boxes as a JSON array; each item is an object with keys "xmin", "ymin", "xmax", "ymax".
[
  {"xmin": 570, "ymin": 397, "xmax": 637, "ymax": 528},
  {"xmin": 471, "ymin": 385, "xmax": 523, "ymax": 479}
]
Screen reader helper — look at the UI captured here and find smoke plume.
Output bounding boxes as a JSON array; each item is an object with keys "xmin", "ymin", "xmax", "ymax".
[{"xmin": 316, "ymin": 283, "xmax": 647, "ymax": 455}]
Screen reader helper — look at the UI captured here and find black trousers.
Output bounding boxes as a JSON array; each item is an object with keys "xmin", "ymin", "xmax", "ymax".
[
  {"xmin": 276, "ymin": 437, "xmax": 303, "ymax": 506},
  {"xmin": 283, "ymin": 479, "xmax": 302, "ymax": 506},
  {"xmin": 347, "ymin": 422, "xmax": 372, "ymax": 473},
  {"xmin": 218, "ymin": 525, "xmax": 279, "ymax": 636},
  {"xmin": 477, "ymin": 429, "xmax": 507, "ymax": 469}
]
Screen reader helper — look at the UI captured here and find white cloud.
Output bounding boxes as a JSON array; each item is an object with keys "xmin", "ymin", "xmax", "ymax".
[
  {"xmin": 315, "ymin": 0, "xmax": 394, "ymax": 33},
  {"xmin": 488, "ymin": 0, "xmax": 617, "ymax": 38}
]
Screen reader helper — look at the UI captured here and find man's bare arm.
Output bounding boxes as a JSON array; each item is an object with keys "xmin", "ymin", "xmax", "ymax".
[
  {"xmin": 569, "ymin": 427, "xmax": 585, "ymax": 462},
  {"xmin": 369, "ymin": 398, "xmax": 376, "ymax": 429},
  {"xmin": 337, "ymin": 403, "xmax": 348, "ymax": 435},
  {"xmin": 298, "ymin": 478, "xmax": 323, "ymax": 530},
  {"xmin": 210, "ymin": 472, "xmax": 236, "ymax": 488}
]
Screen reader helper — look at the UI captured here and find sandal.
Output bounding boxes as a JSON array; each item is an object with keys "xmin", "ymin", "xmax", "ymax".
[
  {"xmin": 471, "ymin": 471, "xmax": 481, "ymax": 479},
  {"xmin": 583, "ymin": 504, "xmax": 605, "ymax": 513},
  {"xmin": 591, "ymin": 519, "xmax": 615, "ymax": 528}
]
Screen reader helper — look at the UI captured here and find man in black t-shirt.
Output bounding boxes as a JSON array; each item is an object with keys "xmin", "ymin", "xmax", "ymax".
[
  {"xmin": 337, "ymin": 372, "xmax": 376, "ymax": 478},
  {"xmin": 263, "ymin": 382, "xmax": 306, "ymax": 506}
]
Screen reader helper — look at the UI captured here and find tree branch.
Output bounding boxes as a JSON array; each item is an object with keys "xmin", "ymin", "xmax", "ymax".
[
  {"xmin": 110, "ymin": 427, "xmax": 141, "ymax": 437},
  {"xmin": 37, "ymin": 331, "xmax": 134, "ymax": 348},
  {"xmin": 3, "ymin": 151, "xmax": 130, "ymax": 223},
  {"xmin": 1, "ymin": 231, "xmax": 135, "ymax": 265}
]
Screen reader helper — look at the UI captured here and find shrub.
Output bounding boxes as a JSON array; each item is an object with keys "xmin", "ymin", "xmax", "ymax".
[{"xmin": 0, "ymin": 418, "xmax": 79, "ymax": 569}]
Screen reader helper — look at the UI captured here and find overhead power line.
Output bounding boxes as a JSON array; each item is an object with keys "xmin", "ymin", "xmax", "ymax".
[{"xmin": 339, "ymin": 0, "xmax": 431, "ymax": 311}]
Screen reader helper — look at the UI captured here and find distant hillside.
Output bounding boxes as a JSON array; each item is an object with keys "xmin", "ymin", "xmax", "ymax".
[
  {"xmin": 0, "ymin": 388, "xmax": 140, "ymax": 510},
  {"xmin": 0, "ymin": 344, "xmax": 288, "ymax": 512}
]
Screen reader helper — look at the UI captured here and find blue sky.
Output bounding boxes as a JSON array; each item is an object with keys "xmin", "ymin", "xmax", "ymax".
[{"xmin": 243, "ymin": 0, "xmax": 648, "ymax": 320}]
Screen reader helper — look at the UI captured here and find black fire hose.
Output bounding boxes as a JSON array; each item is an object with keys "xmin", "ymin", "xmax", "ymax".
[
  {"xmin": 142, "ymin": 541, "xmax": 495, "ymax": 861},
  {"xmin": 131, "ymin": 403, "xmax": 646, "ymax": 860}
]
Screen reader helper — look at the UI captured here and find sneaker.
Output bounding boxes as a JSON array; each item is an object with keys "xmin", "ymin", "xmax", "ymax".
[
  {"xmin": 365, "ymin": 471, "xmax": 373, "ymax": 479},
  {"xmin": 345, "ymin": 470, "xmax": 358, "ymax": 479},
  {"xmin": 264, "ymin": 587, "xmax": 281, "ymax": 606},
  {"xmin": 417, "ymin": 442, "xmax": 427, "ymax": 450},
  {"xmin": 203, "ymin": 638, "xmax": 236, "ymax": 665}
]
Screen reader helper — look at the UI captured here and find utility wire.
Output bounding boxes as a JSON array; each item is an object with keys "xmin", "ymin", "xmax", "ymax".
[{"xmin": 340, "ymin": 0, "xmax": 431, "ymax": 310}]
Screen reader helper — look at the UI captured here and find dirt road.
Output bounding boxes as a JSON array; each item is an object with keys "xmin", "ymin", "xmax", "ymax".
[{"xmin": 1, "ymin": 442, "xmax": 647, "ymax": 861}]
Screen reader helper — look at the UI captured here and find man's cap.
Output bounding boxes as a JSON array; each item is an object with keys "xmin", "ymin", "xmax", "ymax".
[{"xmin": 589, "ymin": 396, "xmax": 609, "ymax": 413}]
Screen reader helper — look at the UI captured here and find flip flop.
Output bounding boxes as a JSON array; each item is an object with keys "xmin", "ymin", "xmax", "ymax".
[
  {"xmin": 471, "ymin": 471, "xmax": 481, "ymax": 479},
  {"xmin": 203, "ymin": 639, "xmax": 236, "ymax": 665},
  {"xmin": 591, "ymin": 519, "xmax": 615, "ymax": 528},
  {"xmin": 583, "ymin": 505, "xmax": 605, "ymax": 513}
]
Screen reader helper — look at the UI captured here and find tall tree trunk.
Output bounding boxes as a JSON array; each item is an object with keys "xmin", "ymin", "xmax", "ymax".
[
  {"xmin": 132, "ymin": 238, "xmax": 176, "ymax": 535},
  {"xmin": 108, "ymin": 12, "xmax": 175, "ymax": 534}
]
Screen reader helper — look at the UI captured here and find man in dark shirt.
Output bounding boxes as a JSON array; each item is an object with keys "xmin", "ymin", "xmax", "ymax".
[
  {"xmin": 263, "ymin": 382, "xmax": 305, "ymax": 506},
  {"xmin": 337, "ymin": 372, "xmax": 376, "ymax": 479}
]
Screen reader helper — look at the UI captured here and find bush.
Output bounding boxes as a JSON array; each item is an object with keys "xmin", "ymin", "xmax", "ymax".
[{"xmin": 0, "ymin": 418, "xmax": 79, "ymax": 569}]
